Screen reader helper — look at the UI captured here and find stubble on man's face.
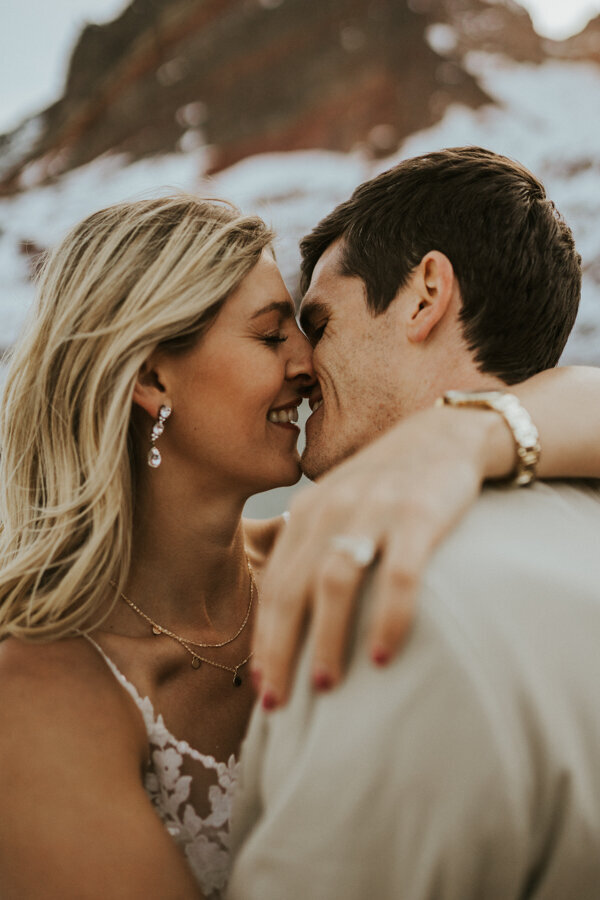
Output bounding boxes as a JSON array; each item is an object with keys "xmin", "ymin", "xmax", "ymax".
[{"xmin": 299, "ymin": 241, "xmax": 407, "ymax": 481}]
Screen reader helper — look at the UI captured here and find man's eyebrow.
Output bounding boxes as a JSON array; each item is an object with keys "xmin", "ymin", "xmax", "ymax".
[
  {"xmin": 299, "ymin": 298, "xmax": 329, "ymax": 332},
  {"xmin": 250, "ymin": 300, "xmax": 296, "ymax": 320}
]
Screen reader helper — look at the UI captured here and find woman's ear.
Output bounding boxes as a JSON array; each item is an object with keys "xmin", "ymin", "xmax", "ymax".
[
  {"xmin": 406, "ymin": 251, "xmax": 456, "ymax": 344},
  {"xmin": 132, "ymin": 355, "xmax": 171, "ymax": 419}
]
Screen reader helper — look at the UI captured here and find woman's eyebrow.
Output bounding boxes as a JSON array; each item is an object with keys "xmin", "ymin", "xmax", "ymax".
[{"xmin": 250, "ymin": 300, "xmax": 296, "ymax": 320}]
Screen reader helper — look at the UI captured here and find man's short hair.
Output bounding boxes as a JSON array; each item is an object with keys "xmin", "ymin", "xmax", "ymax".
[{"xmin": 299, "ymin": 147, "xmax": 581, "ymax": 383}]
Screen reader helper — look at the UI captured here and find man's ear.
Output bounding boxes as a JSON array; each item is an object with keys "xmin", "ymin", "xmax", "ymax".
[
  {"xmin": 132, "ymin": 355, "xmax": 171, "ymax": 419},
  {"xmin": 406, "ymin": 251, "xmax": 455, "ymax": 344}
]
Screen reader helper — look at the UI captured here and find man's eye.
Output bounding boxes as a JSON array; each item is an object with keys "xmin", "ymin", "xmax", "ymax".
[{"xmin": 308, "ymin": 322, "xmax": 326, "ymax": 344}]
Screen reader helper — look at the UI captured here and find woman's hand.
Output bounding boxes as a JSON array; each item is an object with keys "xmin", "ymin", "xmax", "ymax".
[
  {"xmin": 251, "ymin": 402, "xmax": 509, "ymax": 708},
  {"xmin": 251, "ymin": 365, "xmax": 600, "ymax": 709}
]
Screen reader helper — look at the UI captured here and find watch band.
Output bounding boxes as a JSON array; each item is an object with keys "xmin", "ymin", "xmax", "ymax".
[{"xmin": 436, "ymin": 390, "xmax": 541, "ymax": 486}]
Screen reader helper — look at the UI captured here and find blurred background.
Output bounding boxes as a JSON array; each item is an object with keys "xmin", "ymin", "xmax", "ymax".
[{"xmin": 1, "ymin": 0, "xmax": 599, "ymax": 516}]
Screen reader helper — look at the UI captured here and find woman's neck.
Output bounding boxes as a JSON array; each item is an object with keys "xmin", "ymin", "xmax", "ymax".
[{"xmin": 124, "ymin": 475, "xmax": 251, "ymax": 637}]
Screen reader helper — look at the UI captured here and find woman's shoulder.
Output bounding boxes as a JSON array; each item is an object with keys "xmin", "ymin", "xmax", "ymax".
[
  {"xmin": 243, "ymin": 513, "xmax": 288, "ymax": 571},
  {"xmin": 0, "ymin": 636, "xmax": 147, "ymax": 758}
]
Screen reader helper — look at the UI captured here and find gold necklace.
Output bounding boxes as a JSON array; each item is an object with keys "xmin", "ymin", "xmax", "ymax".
[{"xmin": 113, "ymin": 559, "xmax": 256, "ymax": 687}]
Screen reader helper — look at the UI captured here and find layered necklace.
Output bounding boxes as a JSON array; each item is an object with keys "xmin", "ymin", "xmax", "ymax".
[{"xmin": 113, "ymin": 556, "xmax": 256, "ymax": 687}]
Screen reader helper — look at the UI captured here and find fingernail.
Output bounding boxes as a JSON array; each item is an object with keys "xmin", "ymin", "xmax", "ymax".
[
  {"xmin": 372, "ymin": 646, "xmax": 390, "ymax": 666},
  {"xmin": 262, "ymin": 690, "xmax": 279, "ymax": 712},
  {"xmin": 313, "ymin": 668, "xmax": 334, "ymax": 692}
]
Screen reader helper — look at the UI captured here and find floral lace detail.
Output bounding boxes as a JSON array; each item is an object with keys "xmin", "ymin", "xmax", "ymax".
[{"xmin": 83, "ymin": 637, "xmax": 238, "ymax": 899}]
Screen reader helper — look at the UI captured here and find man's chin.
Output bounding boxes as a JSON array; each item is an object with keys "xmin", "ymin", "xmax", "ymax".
[
  {"xmin": 300, "ymin": 444, "xmax": 328, "ymax": 481},
  {"xmin": 300, "ymin": 441, "xmax": 346, "ymax": 481}
]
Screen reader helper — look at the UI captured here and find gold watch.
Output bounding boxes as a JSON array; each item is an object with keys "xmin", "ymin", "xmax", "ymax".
[{"xmin": 436, "ymin": 390, "xmax": 541, "ymax": 486}]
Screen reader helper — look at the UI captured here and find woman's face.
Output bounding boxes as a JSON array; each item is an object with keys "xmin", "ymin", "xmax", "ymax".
[{"xmin": 155, "ymin": 251, "xmax": 315, "ymax": 496}]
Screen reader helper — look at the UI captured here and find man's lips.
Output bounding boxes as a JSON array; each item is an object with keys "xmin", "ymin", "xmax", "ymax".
[
  {"xmin": 305, "ymin": 397, "xmax": 324, "ymax": 434},
  {"xmin": 308, "ymin": 389, "xmax": 323, "ymax": 413}
]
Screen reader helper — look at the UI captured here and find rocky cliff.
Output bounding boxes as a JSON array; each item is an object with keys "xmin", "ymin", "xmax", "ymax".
[{"xmin": 0, "ymin": 0, "xmax": 569, "ymax": 194}]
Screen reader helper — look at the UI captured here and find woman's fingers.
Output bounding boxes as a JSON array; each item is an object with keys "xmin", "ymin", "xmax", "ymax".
[
  {"xmin": 366, "ymin": 531, "xmax": 431, "ymax": 664},
  {"xmin": 251, "ymin": 506, "xmax": 316, "ymax": 707},
  {"xmin": 308, "ymin": 544, "xmax": 374, "ymax": 689}
]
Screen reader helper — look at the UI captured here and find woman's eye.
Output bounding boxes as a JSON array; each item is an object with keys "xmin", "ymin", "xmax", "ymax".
[{"xmin": 261, "ymin": 332, "xmax": 288, "ymax": 346}]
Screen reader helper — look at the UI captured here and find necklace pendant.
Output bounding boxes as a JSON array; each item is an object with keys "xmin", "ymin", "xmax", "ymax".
[
  {"xmin": 233, "ymin": 671, "xmax": 242, "ymax": 687},
  {"xmin": 191, "ymin": 657, "xmax": 201, "ymax": 669},
  {"xmin": 152, "ymin": 625, "xmax": 162, "ymax": 635}
]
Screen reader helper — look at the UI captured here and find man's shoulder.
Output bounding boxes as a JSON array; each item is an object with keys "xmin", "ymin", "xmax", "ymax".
[
  {"xmin": 445, "ymin": 477, "xmax": 600, "ymax": 541},
  {"xmin": 230, "ymin": 481, "xmax": 600, "ymax": 900},
  {"xmin": 424, "ymin": 478, "xmax": 600, "ymax": 596},
  {"xmin": 412, "ymin": 478, "xmax": 600, "ymax": 663}
]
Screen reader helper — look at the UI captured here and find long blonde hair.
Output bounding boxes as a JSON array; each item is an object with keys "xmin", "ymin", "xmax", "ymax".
[{"xmin": 0, "ymin": 195, "xmax": 273, "ymax": 641}]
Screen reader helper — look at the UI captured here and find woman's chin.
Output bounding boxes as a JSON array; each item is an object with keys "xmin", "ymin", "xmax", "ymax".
[{"xmin": 253, "ymin": 456, "xmax": 303, "ymax": 493}]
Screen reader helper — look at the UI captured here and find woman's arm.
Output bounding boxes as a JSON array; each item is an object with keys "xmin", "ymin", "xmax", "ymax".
[
  {"xmin": 0, "ymin": 638, "xmax": 203, "ymax": 900},
  {"xmin": 251, "ymin": 366, "xmax": 600, "ymax": 708},
  {"xmin": 501, "ymin": 366, "xmax": 600, "ymax": 479}
]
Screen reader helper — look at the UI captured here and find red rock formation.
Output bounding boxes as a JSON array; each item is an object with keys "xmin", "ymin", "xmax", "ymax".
[{"xmin": 0, "ymin": 0, "xmax": 590, "ymax": 194}]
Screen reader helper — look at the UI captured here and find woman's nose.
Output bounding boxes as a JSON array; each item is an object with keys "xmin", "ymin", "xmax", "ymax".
[{"xmin": 286, "ymin": 329, "xmax": 316, "ymax": 386}]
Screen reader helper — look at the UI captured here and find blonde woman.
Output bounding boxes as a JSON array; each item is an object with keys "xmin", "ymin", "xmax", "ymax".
[{"xmin": 0, "ymin": 195, "xmax": 598, "ymax": 900}]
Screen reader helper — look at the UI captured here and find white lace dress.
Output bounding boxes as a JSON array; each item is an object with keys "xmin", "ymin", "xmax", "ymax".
[{"xmin": 85, "ymin": 637, "xmax": 238, "ymax": 899}]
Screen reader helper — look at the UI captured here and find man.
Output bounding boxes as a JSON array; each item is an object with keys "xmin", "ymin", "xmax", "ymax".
[{"xmin": 226, "ymin": 148, "xmax": 600, "ymax": 898}]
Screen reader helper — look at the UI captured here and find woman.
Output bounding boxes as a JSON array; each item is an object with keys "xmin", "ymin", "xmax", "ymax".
[{"xmin": 0, "ymin": 195, "xmax": 597, "ymax": 899}]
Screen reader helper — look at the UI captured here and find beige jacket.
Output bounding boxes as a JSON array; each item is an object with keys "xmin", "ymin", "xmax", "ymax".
[{"xmin": 227, "ymin": 481, "xmax": 600, "ymax": 900}]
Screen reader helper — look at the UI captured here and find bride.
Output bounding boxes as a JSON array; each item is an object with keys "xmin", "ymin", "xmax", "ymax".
[{"xmin": 0, "ymin": 195, "xmax": 598, "ymax": 899}]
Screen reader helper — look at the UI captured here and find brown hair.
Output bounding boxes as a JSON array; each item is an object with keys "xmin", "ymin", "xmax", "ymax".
[{"xmin": 300, "ymin": 147, "xmax": 581, "ymax": 383}]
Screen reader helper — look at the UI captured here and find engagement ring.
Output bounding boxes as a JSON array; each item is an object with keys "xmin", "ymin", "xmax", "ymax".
[{"xmin": 329, "ymin": 534, "xmax": 377, "ymax": 568}]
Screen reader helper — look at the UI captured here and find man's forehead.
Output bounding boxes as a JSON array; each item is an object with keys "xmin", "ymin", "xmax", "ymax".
[
  {"xmin": 299, "ymin": 240, "xmax": 347, "ymax": 315},
  {"xmin": 309, "ymin": 239, "xmax": 346, "ymax": 284}
]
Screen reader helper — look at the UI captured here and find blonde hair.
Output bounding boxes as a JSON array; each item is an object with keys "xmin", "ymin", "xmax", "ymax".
[{"xmin": 0, "ymin": 195, "xmax": 273, "ymax": 641}]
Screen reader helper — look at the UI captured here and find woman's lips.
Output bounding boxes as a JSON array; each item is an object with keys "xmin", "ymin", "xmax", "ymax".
[
  {"xmin": 267, "ymin": 405, "xmax": 299, "ymax": 425},
  {"xmin": 267, "ymin": 403, "xmax": 301, "ymax": 433}
]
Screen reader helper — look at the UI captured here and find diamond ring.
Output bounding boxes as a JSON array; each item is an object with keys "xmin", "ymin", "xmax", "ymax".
[{"xmin": 329, "ymin": 534, "xmax": 377, "ymax": 568}]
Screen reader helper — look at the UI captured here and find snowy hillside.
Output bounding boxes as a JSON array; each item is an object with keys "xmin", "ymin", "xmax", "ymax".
[{"xmin": 1, "ymin": 51, "xmax": 598, "ymax": 362}]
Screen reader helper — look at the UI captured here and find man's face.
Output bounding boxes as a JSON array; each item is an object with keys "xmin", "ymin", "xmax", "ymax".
[{"xmin": 299, "ymin": 240, "xmax": 412, "ymax": 479}]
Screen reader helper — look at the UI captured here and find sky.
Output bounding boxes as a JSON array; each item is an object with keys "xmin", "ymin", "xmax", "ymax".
[{"xmin": 1, "ymin": 0, "xmax": 600, "ymax": 134}]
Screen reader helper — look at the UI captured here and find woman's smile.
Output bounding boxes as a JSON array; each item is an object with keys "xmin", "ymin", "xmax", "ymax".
[{"xmin": 267, "ymin": 401, "xmax": 302, "ymax": 431}]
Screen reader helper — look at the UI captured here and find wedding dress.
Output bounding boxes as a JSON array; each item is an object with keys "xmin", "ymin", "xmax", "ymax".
[{"xmin": 84, "ymin": 636, "xmax": 238, "ymax": 899}]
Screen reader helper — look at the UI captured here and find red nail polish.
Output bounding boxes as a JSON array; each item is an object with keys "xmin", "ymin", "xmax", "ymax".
[
  {"xmin": 372, "ymin": 647, "xmax": 390, "ymax": 666},
  {"xmin": 262, "ymin": 690, "xmax": 278, "ymax": 711},
  {"xmin": 313, "ymin": 670, "xmax": 334, "ymax": 692}
]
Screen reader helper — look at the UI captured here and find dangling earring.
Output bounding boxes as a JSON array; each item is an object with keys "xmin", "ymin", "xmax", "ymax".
[{"xmin": 147, "ymin": 404, "xmax": 172, "ymax": 468}]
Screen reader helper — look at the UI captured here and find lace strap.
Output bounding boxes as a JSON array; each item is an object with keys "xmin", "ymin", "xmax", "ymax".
[
  {"xmin": 79, "ymin": 632, "xmax": 148, "ymax": 709},
  {"xmin": 79, "ymin": 634, "xmax": 229, "ymax": 771}
]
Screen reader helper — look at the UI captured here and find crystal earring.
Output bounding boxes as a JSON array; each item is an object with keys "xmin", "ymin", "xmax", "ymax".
[{"xmin": 147, "ymin": 404, "xmax": 172, "ymax": 468}]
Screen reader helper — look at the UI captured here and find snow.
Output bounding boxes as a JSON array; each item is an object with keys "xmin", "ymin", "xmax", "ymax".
[
  {"xmin": 0, "ymin": 116, "xmax": 43, "ymax": 180},
  {"xmin": 425, "ymin": 24, "xmax": 459, "ymax": 55}
]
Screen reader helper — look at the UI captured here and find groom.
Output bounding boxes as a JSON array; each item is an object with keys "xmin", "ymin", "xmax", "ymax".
[{"xmin": 226, "ymin": 148, "xmax": 600, "ymax": 898}]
